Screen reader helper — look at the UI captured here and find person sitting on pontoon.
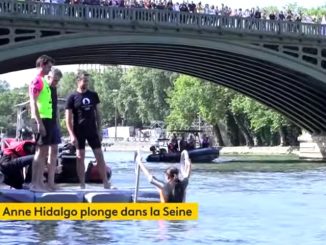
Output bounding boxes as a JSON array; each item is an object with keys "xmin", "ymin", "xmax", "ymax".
[
  {"xmin": 135, "ymin": 150, "xmax": 192, "ymax": 203},
  {"xmin": 0, "ymin": 140, "xmax": 36, "ymax": 189}
]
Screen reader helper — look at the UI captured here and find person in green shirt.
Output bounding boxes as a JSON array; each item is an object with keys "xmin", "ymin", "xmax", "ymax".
[{"xmin": 29, "ymin": 54, "xmax": 55, "ymax": 192}]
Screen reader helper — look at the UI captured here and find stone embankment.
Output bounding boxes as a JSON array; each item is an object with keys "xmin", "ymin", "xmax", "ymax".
[
  {"xmin": 101, "ymin": 141, "xmax": 300, "ymax": 155},
  {"xmin": 102, "ymin": 141, "xmax": 152, "ymax": 153},
  {"xmin": 219, "ymin": 146, "xmax": 299, "ymax": 155}
]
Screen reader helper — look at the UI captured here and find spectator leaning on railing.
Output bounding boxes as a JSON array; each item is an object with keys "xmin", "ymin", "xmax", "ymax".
[{"xmin": 4, "ymin": 0, "xmax": 326, "ymax": 25}]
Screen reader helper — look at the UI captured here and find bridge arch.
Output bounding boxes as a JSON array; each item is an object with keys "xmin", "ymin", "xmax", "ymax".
[{"xmin": 2, "ymin": 33, "xmax": 326, "ymax": 134}]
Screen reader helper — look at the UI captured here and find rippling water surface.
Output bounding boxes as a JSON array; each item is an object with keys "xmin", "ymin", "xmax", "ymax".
[{"xmin": 1, "ymin": 152, "xmax": 326, "ymax": 245}]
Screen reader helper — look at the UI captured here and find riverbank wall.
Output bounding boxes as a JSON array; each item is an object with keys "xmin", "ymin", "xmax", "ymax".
[
  {"xmin": 100, "ymin": 142, "xmax": 300, "ymax": 155},
  {"xmin": 219, "ymin": 146, "xmax": 299, "ymax": 155}
]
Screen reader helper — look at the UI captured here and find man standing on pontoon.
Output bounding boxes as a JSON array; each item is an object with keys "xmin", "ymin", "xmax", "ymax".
[
  {"xmin": 65, "ymin": 70, "xmax": 110, "ymax": 189},
  {"xmin": 29, "ymin": 55, "xmax": 55, "ymax": 192}
]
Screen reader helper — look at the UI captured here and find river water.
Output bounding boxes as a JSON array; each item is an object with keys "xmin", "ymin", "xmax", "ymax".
[{"xmin": 1, "ymin": 152, "xmax": 326, "ymax": 245}]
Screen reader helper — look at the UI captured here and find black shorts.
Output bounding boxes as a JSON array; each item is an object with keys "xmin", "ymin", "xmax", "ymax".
[
  {"xmin": 32, "ymin": 119, "xmax": 55, "ymax": 146},
  {"xmin": 75, "ymin": 130, "xmax": 101, "ymax": 150}
]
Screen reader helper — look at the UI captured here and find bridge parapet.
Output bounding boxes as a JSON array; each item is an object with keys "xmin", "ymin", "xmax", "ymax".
[{"xmin": 0, "ymin": 0, "xmax": 325, "ymax": 39}]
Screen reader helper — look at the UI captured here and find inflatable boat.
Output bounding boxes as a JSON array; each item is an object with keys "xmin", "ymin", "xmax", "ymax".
[{"xmin": 146, "ymin": 147, "xmax": 219, "ymax": 163}]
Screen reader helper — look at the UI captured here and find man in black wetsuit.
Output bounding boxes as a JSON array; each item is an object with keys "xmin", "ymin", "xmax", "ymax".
[{"xmin": 65, "ymin": 70, "xmax": 110, "ymax": 189}]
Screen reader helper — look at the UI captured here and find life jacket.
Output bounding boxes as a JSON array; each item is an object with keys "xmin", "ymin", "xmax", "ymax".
[
  {"xmin": 85, "ymin": 161, "xmax": 112, "ymax": 183},
  {"xmin": 36, "ymin": 76, "xmax": 52, "ymax": 119},
  {"xmin": 1, "ymin": 138, "xmax": 16, "ymax": 149},
  {"xmin": 2, "ymin": 140, "xmax": 35, "ymax": 158}
]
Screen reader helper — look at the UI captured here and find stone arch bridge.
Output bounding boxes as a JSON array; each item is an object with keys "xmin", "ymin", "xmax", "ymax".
[{"xmin": 1, "ymin": 1, "xmax": 326, "ymax": 158}]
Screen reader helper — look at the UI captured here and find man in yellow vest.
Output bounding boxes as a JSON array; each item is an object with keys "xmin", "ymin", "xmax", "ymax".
[{"xmin": 29, "ymin": 55, "xmax": 55, "ymax": 192}]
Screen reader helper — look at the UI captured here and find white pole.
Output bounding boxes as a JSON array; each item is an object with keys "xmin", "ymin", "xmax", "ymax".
[
  {"xmin": 114, "ymin": 106, "xmax": 118, "ymax": 142},
  {"xmin": 134, "ymin": 150, "xmax": 141, "ymax": 203}
]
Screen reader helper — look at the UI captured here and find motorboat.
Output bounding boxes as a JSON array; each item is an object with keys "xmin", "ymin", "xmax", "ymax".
[{"xmin": 146, "ymin": 147, "xmax": 219, "ymax": 163}]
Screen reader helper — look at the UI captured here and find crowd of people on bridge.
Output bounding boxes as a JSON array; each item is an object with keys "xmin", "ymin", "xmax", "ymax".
[{"xmin": 18, "ymin": 0, "xmax": 326, "ymax": 24}]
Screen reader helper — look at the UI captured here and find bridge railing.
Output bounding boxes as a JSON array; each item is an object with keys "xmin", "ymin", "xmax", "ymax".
[{"xmin": 0, "ymin": 1, "xmax": 325, "ymax": 38}]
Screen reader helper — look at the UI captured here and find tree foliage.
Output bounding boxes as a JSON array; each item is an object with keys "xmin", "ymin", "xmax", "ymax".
[
  {"xmin": 231, "ymin": 96, "xmax": 290, "ymax": 133},
  {"xmin": 0, "ymin": 84, "xmax": 29, "ymax": 135},
  {"xmin": 264, "ymin": 3, "xmax": 326, "ymax": 19},
  {"xmin": 92, "ymin": 67, "xmax": 123, "ymax": 126},
  {"xmin": 166, "ymin": 75, "xmax": 201, "ymax": 130},
  {"xmin": 121, "ymin": 67, "xmax": 173, "ymax": 125},
  {"xmin": 57, "ymin": 72, "xmax": 76, "ymax": 98}
]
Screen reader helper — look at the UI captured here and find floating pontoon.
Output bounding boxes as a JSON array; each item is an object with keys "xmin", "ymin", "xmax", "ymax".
[{"xmin": 0, "ymin": 187, "xmax": 160, "ymax": 203}]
